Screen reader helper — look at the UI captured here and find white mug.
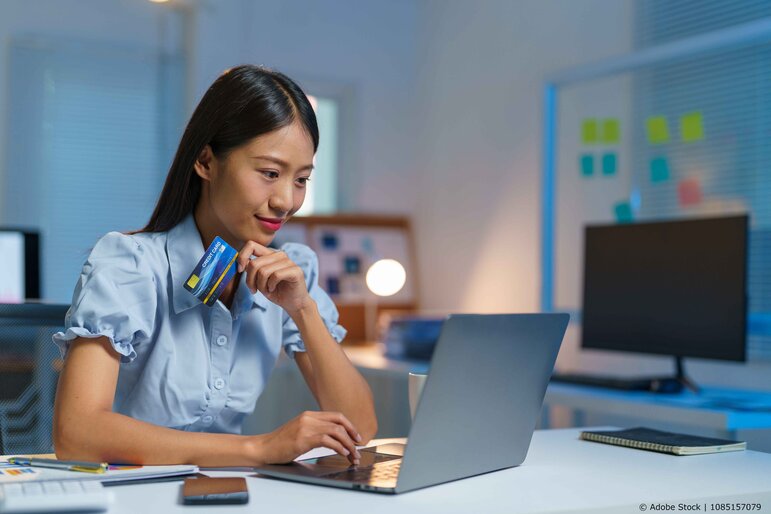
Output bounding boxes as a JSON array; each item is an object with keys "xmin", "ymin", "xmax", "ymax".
[{"xmin": 408, "ymin": 372, "xmax": 428, "ymax": 420}]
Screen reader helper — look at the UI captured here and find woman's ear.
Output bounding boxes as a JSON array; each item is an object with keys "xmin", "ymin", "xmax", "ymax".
[{"xmin": 193, "ymin": 145, "xmax": 215, "ymax": 181}]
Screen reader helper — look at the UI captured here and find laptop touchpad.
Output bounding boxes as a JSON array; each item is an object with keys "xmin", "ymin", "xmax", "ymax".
[{"xmin": 301, "ymin": 451, "xmax": 400, "ymax": 470}]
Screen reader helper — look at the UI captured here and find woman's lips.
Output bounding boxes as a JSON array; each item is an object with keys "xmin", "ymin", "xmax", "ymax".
[{"xmin": 256, "ymin": 215, "xmax": 284, "ymax": 231}]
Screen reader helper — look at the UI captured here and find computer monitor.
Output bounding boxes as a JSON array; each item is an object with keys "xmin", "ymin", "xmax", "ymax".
[
  {"xmin": 581, "ymin": 215, "xmax": 748, "ymax": 390},
  {"xmin": 0, "ymin": 229, "xmax": 40, "ymax": 302}
]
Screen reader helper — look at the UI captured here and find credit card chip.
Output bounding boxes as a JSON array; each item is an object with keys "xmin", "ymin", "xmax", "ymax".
[{"xmin": 187, "ymin": 274, "xmax": 200, "ymax": 288}]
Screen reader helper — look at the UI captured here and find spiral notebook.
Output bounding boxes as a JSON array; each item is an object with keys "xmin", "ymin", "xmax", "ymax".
[{"xmin": 580, "ymin": 427, "xmax": 747, "ymax": 456}]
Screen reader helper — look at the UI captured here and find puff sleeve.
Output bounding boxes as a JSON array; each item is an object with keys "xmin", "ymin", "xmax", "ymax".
[
  {"xmin": 280, "ymin": 243, "xmax": 347, "ymax": 359},
  {"xmin": 52, "ymin": 232, "xmax": 157, "ymax": 364}
]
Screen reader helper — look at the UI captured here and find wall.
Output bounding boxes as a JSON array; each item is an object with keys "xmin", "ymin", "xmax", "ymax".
[
  {"xmin": 188, "ymin": 0, "xmax": 421, "ymax": 215},
  {"xmin": 405, "ymin": 0, "xmax": 771, "ymax": 449},
  {"xmin": 410, "ymin": 0, "xmax": 635, "ymax": 314}
]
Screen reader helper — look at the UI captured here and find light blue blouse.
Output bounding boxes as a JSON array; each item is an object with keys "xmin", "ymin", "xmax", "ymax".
[{"xmin": 52, "ymin": 213, "xmax": 346, "ymax": 434}]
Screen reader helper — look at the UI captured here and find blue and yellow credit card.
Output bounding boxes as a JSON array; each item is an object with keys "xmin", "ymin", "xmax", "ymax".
[{"xmin": 183, "ymin": 236, "xmax": 239, "ymax": 306}]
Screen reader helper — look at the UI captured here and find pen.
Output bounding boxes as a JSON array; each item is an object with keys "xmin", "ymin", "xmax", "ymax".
[{"xmin": 8, "ymin": 457, "xmax": 108, "ymax": 474}]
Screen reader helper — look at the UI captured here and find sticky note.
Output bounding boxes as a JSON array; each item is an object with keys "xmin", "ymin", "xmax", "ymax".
[
  {"xmin": 582, "ymin": 119, "xmax": 598, "ymax": 144},
  {"xmin": 326, "ymin": 276, "xmax": 341, "ymax": 295},
  {"xmin": 602, "ymin": 119, "xmax": 620, "ymax": 144},
  {"xmin": 650, "ymin": 157, "xmax": 670, "ymax": 183},
  {"xmin": 344, "ymin": 255, "xmax": 361, "ymax": 274},
  {"xmin": 680, "ymin": 112, "xmax": 704, "ymax": 142},
  {"xmin": 321, "ymin": 233, "xmax": 338, "ymax": 250},
  {"xmin": 646, "ymin": 116, "xmax": 669, "ymax": 144},
  {"xmin": 614, "ymin": 202, "xmax": 633, "ymax": 223},
  {"xmin": 678, "ymin": 179, "xmax": 703, "ymax": 206},
  {"xmin": 580, "ymin": 155, "xmax": 594, "ymax": 177},
  {"xmin": 602, "ymin": 153, "xmax": 617, "ymax": 176}
]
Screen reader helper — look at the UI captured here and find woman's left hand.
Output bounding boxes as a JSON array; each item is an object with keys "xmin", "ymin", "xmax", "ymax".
[{"xmin": 237, "ymin": 241, "xmax": 314, "ymax": 315}]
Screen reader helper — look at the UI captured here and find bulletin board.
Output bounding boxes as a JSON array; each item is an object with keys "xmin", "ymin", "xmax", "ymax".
[
  {"xmin": 545, "ymin": 29, "xmax": 771, "ymax": 358},
  {"xmin": 272, "ymin": 215, "xmax": 417, "ymax": 341}
]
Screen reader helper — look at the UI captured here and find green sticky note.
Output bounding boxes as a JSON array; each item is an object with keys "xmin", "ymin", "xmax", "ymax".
[
  {"xmin": 602, "ymin": 119, "xmax": 620, "ymax": 144},
  {"xmin": 580, "ymin": 155, "xmax": 594, "ymax": 177},
  {"xmin": 582, "ymin": 119, "xmax": 598, "ymax": 144},
  {"xmin": 681, "ymin": 111, "xmax": 704, "ymax": 142},
  {"xmin": 602, "ymin": 153, "xmax": 617, "ymax": 176},
  {"xmin": 650, "ymin": 157, "xmax": 670, "ymax": 183},
  {"xmin": 614, "ymin": 201, "xmax": 633, "ymax": 223},
  {"xmin": 646, "ymin": 116, "xmax": 669, "ymax": 144}
]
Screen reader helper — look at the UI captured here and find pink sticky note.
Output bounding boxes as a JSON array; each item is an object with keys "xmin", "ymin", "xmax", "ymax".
[{"xmin": 678, "ymin": 179, "xmax": 702, "ymax": 206}]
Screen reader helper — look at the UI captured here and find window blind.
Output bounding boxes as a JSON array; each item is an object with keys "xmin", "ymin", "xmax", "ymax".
[
  {"xmin": 634, "ymin": 1, "xmax": 771, "ymax": 358},
  {"xmin": 4, "ymin": 38, "xmax": 184, "ymax": 303}
]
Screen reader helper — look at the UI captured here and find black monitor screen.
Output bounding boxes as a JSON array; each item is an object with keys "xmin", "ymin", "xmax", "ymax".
[{"xmin": 581, "ymin": 215, "xmax": 747, "ymax": 362}]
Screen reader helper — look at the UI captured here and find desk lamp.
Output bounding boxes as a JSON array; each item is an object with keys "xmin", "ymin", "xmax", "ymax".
[{"xmin": 364, "ymin": 259, "xmax": 406, "ymax": 341}]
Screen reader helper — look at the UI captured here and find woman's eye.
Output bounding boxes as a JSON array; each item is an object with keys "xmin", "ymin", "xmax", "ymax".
[
  {"xmin": 260, "ymin": 170, "xmax": 279, "ymax": 179},
  {"xmin": 296, "ymin": 177, "xmax": 311, "ymax": 187}
]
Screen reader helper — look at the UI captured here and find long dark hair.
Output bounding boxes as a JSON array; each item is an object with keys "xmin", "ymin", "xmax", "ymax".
[{"xmin": 133, "ymin": 65, "xmax": 319, "ymax": 234}]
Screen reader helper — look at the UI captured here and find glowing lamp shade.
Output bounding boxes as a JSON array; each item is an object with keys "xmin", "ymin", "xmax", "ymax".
[{"xmin": 365, "ymin": 259, "xmax": 406, "ymax": 297}]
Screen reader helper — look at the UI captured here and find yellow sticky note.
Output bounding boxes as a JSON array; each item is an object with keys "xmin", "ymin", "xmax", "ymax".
[
  {"xmin": 646, "ymin": 116, "xmax": 669, "ymax": 144},
  {"xmin": 602, "ymin": 119, "xmax": 620, "ymax": 144},
  {"xmin": 581, "ymin": 119, "xmax": 598, "ymax": 144},
  {"xmin": 680, "ymin": 112, "xmax": 704, "ymax": 142}
]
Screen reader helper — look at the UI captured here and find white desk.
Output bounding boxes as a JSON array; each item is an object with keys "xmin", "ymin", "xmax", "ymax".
[{"xmin": 104, "ymin": 428, "xmax": 771, "ymax": 513}]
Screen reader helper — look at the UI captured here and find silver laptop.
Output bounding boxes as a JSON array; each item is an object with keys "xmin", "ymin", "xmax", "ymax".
[{"xmin": 254, "ymin": 313, "xmax": 569, "ymax": 494}]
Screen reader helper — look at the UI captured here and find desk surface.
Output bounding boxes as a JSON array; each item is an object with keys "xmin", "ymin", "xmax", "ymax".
[{"xmin": 101, "ymin": 427, "xmax": 771, "ymax": 514}]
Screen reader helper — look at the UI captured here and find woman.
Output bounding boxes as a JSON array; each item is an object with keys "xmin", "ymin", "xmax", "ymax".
[{"xmin": 52, "ymin": 65, "xmax": 377, "ymax": 467}]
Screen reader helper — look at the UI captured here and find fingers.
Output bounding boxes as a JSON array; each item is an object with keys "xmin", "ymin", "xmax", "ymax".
[
  {"xmin": 236, "ymin": 240, "xmax": 274, "ymax": 273},
  {"xmin": 321, "ymin": 422, "xmax": 361, "ymax": 465},
  {"xmin": 297, "ymin": 411, "xmax": 362, "ymax": 465},
  {"xmin": 319, "ymin": 434, "xmax": 350, "ymax": 458},
  {"xmin": 256, "ymin": 261, "xmax": 294, "ymax": 293},
  {"xmin": 244, "ymin": 251, "xmax": 286, "ymax": 293},
  {"xmin": 317, "ymin": 411, "xmax": 363, "ymax": 445},
  {"xmin": 265, "ymin": 266, "xmax": 302, "ymax": 293}
]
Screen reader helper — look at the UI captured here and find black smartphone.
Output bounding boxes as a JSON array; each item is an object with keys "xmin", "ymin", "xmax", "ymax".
[{"xmin": 182, "ymin": 476, "xmax": 249, "ymax": 505}]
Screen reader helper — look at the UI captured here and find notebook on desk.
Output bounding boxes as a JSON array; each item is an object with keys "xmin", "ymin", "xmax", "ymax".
[
  {"xmin": 580, "ymin": 427, "xmax": 746, "ymax": 456},
  {"xmin": 0, "ymin": 459, "xmax": 197, "ymax": 484}
]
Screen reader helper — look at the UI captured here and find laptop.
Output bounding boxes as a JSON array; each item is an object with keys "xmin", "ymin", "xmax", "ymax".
[{"xmin": 254, "ymin": 313, "xmax": 569, "ymax": 494}]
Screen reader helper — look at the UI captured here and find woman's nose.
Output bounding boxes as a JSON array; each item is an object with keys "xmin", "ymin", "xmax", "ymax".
[{"xmin": 269, "ymin": 183, "xmax": 293, "ymax": 213}]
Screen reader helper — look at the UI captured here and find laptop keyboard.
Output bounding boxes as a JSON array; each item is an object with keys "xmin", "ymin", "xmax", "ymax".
[{"xmin": 323, "ymin": 459, "xmax": 401, "ymax": 482}]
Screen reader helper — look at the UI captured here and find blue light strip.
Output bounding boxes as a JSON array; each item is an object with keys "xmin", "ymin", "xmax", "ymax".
[
  {"xmin": 541, "ymin": 83, "xmax": 557, "ymax": 313},
  {"xmin": 748, "ymin": 313, "xmax": 771, "ymax": 336}
]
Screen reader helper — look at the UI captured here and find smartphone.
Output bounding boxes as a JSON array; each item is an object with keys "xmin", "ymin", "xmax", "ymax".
[{"xmin": 182, "ymin": 476, "xmax": 249, "ymax": 505}]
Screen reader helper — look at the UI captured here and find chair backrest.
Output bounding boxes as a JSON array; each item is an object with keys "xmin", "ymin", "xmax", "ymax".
[{"xmin": 0, "ymin": 303, "xmax": 69, "ymax": 455}]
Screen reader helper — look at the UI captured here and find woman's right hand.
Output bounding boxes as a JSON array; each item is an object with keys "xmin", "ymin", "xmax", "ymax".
[{"xmin": 253, "ymin": 411, "xmax": 363, "ymax": 466}]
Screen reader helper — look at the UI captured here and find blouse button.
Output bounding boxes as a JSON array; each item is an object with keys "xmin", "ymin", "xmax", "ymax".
[
  {"xmin": 216, "ymin": 335, "xmax": 228, "ymax": 346},
  {"xmin": 214, "ymin": 378, "xmax": 226, "ymax": 390},
  {"xmin": 202, "ymin": 415, "xmax": 213, "ymax": 424}
]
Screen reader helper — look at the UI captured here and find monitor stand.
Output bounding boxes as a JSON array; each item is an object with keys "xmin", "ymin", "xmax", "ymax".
[
  {"xmin": 647, "ymin": 357, "xmax": 701, "ymax": 394},
  {"xmin": 551, "ymin": 356, "xmax": 700, "ymax": 394},
  {"xmin": 662, "ymin": 356, "xmax": 700, "ymax": 394}
]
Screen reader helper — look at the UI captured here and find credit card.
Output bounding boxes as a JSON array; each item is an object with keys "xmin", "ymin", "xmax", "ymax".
[{"xmin": 183, "ymin": 236, "xmax": 239, "ymax": 306}]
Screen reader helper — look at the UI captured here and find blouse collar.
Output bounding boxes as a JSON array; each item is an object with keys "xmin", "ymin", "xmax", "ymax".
[{"xmin": 166, "ymin": 212, "xmax": 268, "ymax": 315}]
